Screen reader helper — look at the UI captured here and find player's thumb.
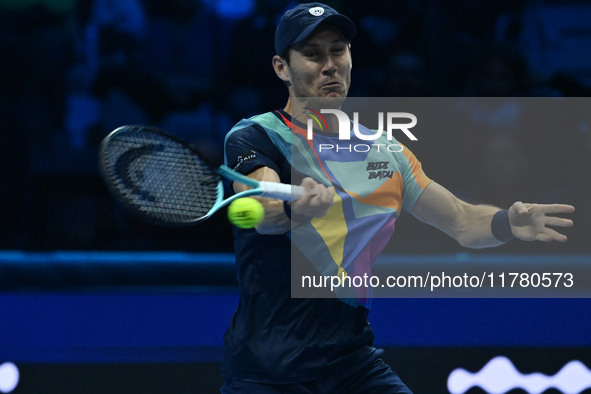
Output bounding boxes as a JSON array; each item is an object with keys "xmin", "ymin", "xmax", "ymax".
[{"xmin": 511, "ymin": 201, "xmax": 529, "ymax": 215}]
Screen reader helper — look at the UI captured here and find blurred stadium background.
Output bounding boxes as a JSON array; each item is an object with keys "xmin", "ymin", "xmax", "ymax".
[{"xmin": 1, "ymin": 0, "xmax": 590, "ymax": 392}]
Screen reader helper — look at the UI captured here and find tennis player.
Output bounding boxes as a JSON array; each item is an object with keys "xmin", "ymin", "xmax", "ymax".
[{"xmin": 221, "ymin": 3, "xmax": 575, "ymax": 393}]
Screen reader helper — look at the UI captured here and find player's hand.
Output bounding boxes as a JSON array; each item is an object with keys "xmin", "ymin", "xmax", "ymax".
[
  {"xmin": 290, "ymin": 177, "xmax": 335, "ymax": 220},
  {"xmin": 508, "ymin": 202, "xmax": 575, "ymax": 243}
]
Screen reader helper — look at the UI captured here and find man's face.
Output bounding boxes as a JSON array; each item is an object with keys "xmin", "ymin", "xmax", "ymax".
[{"xmin": 284, "ymin": 25, "xmax": 352, "ymax": 102}]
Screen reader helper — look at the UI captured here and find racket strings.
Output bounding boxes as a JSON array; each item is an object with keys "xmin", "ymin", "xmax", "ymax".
[{"xmin": 103, "ymin": 132, "xmax": 220, "ymax": 224}]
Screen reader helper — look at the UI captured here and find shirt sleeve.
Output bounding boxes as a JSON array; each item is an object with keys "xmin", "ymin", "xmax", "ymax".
[
  {"xmin": 399, "ymin": 145, "xmax": 432, "ymax": 211},
  {"xmin": 224, "ymin": 121, "xmax": 283, "ymax": 177}
]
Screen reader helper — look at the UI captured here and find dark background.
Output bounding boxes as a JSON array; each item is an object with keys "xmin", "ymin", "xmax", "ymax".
[
  {"xmin": 0, "ymin": 0, "xmax": 589, "ymax": 253},
  {"xmin": 1, "ymin": 0, "xmax": 591, "ymax": 393}
]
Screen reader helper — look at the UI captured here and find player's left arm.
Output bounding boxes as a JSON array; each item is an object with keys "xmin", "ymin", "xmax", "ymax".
[{"xmin": 409, "ymin": 181, "xmax": 575, "ymax": 248}]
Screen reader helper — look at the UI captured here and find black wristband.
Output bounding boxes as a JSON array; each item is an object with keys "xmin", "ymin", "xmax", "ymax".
[{"xmin": 491, "ymin": 209, "xmax": 515, "ymax": 242}]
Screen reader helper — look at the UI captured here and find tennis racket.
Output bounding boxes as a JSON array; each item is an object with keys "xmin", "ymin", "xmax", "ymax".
[{"xmin": 99, "ymin": 125, "xmax": 305, "ymax": 226}]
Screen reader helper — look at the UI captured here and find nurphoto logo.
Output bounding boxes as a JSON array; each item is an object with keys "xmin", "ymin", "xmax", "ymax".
[{"xmin": 304, "ymin": 108, "xmax": 418, "ymax": 153}]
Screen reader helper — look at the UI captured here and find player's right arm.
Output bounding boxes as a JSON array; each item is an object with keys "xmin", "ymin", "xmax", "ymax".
[
  {"xmin": 410, "ymin": 181, "xmax": 574, "ymax": 248},
  {"xmin": 225, "ymin": 121, "xmax": 334, "ymax": 234},
  {"xmin": 232, "ymin": 167, "xmax": 334, "ymax": 234}
]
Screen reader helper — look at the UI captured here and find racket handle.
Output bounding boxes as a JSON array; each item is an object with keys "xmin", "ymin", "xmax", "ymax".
[{"xmin": 259, "ymin": 182, "xmax": 306, "ymax": 201}]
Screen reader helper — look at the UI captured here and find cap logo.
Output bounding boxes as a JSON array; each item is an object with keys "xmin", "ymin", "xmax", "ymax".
[{"xmin": 309, "ymin": 7, "xmax": 325, "ymax": 16}]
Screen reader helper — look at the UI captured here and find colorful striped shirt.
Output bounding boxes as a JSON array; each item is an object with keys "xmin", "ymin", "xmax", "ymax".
[{"xmin": 222, "ymin": 109, "xmax": 430, "ymax": 382}]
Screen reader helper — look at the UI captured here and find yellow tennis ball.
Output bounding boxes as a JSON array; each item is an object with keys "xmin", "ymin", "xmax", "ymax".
[{"xmin": 227, "ymin": 197, "xmax": 265, "ymax": 229}]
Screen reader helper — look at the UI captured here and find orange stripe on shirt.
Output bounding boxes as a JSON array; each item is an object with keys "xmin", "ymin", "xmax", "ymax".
[
  {"xmin": 400, "ymin": 143, "xmax": 431, "ymax": 190},
  {"xmin": 275, "ymin": 110, "xmax": 335, "ymax": 185}
]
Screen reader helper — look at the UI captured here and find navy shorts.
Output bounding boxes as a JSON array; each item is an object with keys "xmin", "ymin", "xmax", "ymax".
[{"xmin": 221, "ymin": 356, "xmax": 413, "ymax": 394}]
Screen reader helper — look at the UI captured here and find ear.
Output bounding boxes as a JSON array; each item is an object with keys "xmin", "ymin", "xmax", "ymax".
[
  {"xmin": 348, "ymin": 42, "xmax": 352, "ymax": 70},
  {"xmin": 272, "ymin": 55, "xmax": 290, "ymax": 83}
]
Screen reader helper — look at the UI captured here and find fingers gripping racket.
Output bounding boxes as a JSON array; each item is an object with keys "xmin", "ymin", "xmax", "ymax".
[{"xmin": 99, "ymin": 125, "xmax": 305, "ymax": 226}]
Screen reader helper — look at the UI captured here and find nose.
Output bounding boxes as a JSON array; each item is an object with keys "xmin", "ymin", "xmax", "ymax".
[{"xmin": 321, "ymin": 55, "xmax": 337, "ymax": 75}]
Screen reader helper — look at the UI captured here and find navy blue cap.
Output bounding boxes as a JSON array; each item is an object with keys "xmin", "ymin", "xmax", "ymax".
[{"xmin": 275, "ymin": 3, "xmax": 357, "ymax": 56}]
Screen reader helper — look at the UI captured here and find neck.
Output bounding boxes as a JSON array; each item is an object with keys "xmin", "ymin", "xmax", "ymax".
[{"xmin": 282, "ymin": 97, "xmax": 293, "ymax": 115}]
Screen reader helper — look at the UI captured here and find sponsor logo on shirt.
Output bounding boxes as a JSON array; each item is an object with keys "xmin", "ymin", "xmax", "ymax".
[
  {"xmin": 366, "ymin": 161, "xmax": 394, "ymax": 180},
  {"xmin": 233, "ymin": 150, "xmax": 256, "ymax": 170}
]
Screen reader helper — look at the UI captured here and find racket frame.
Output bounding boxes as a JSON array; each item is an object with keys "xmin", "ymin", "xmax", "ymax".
[{"xmin": 99, "ymin": 125, "xmax": 304, "ymax": 226}]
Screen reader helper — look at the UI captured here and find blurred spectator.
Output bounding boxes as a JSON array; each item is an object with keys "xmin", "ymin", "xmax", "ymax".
[
  {"xmin": 344, "ymin": 0, "xmax": 424, "ymax": 96},
  {"xmin": 432, "ymin": 0, "xmax": 525, "ymax": 95},
  {"xmin": 518, "ymin": 2, "xmax": 591, "ymax": 90},
  {"xmin": 136, "ymin": 0, "xmax": 217, "ymax": 117},
  {"xmin": 442, "ymin": 0, "xmax": 525, "ymax": 49},
  {"xmin": 66, "ymin": 0, "xmax": 148, "ymax": 151},
  {"xmin": 222, "ymin": 0, "xmax": 291, "ymax": 115},
  {"xmin": 457, "ymin": 44, "xmax": 529, "ymax": 97},
  {"xmin": 136, "ymin": 0, "xmax": 233, "ymax": 162}
]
